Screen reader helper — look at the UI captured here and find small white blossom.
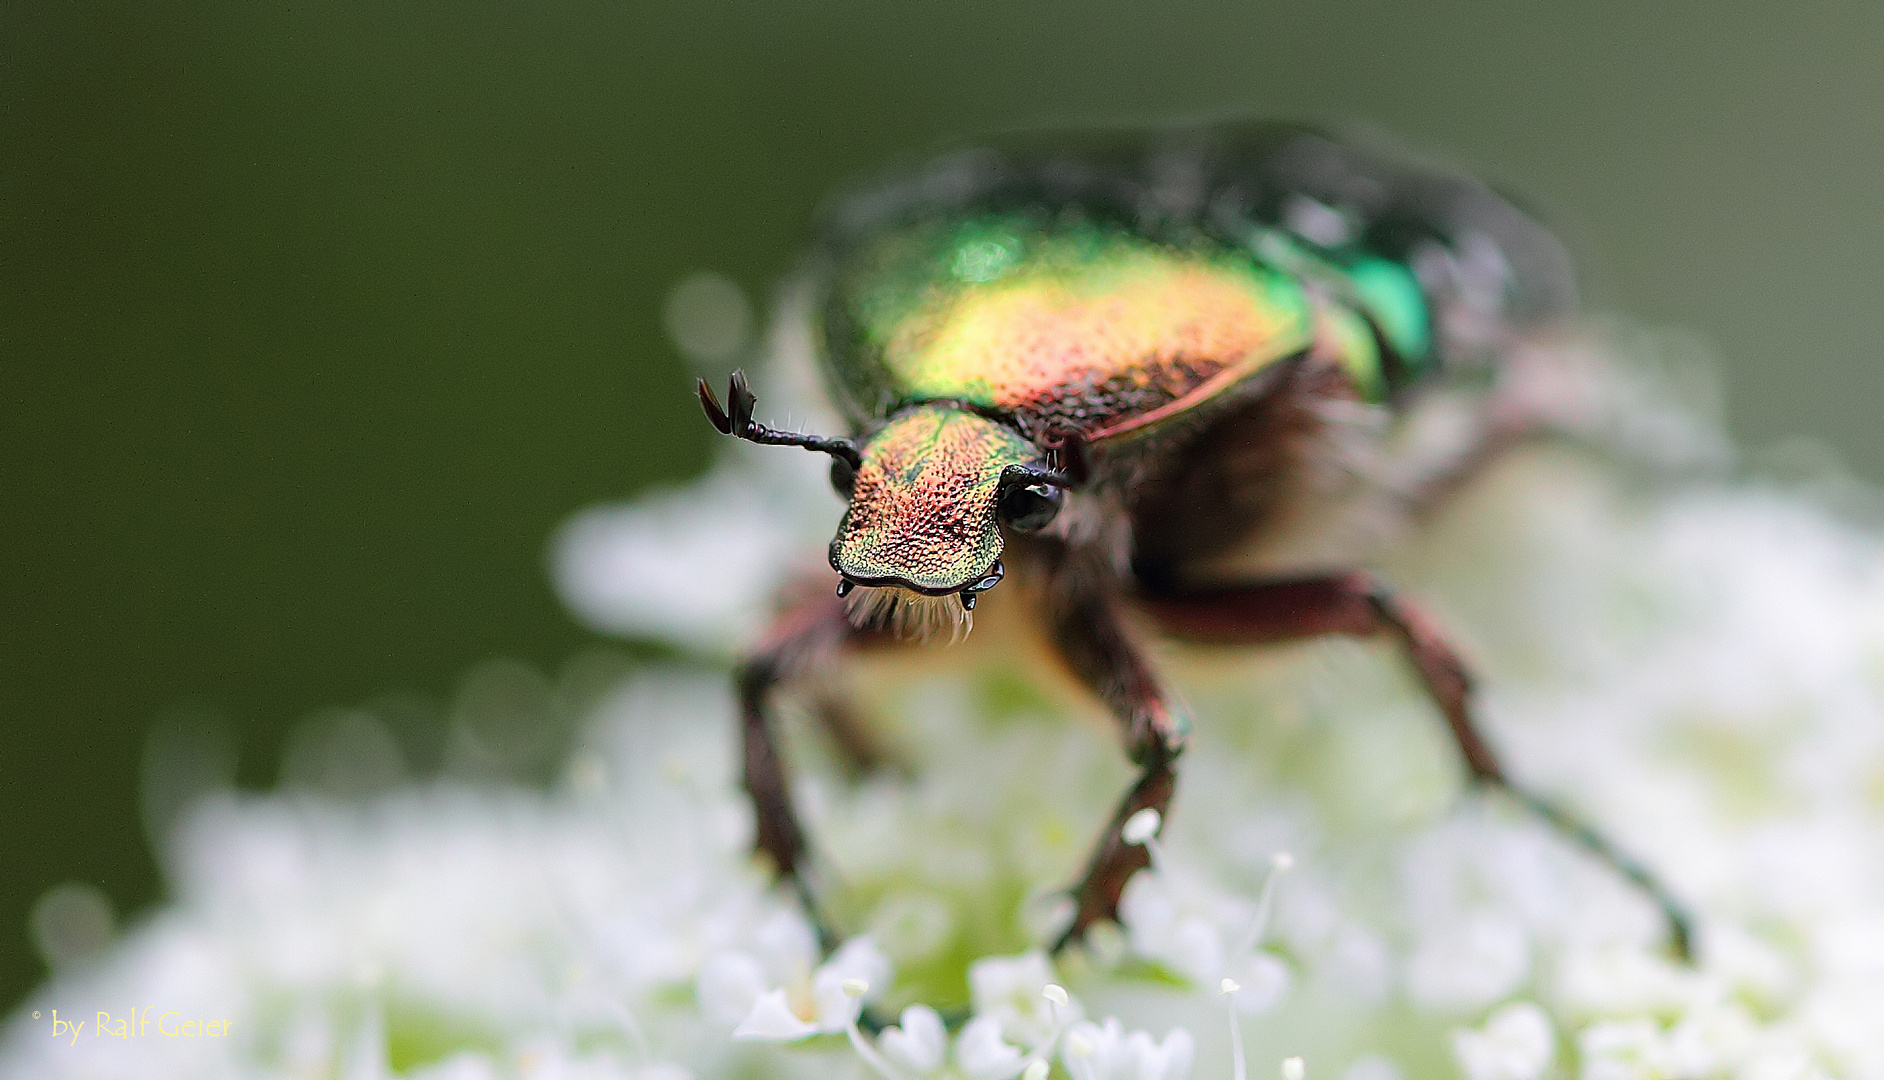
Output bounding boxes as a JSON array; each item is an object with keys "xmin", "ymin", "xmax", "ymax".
[
  {"xmin": 1452, "ymin": 1002, "xmax": 1554, "ymax": 1080},
  {"xmin": 1118, "ymin": 863, "xmax": 1292, "ymax": 1014},
  {"xmin": 967, "ymin": 951, "xmax": 1078, "ymax": 1050},
  {"xmin": 1060, "ymin": 1018, "xmax": 1195, "ymax": 1080},
  {"xmin": 1578, "ymin": 1018, "xmax": 1672, "ymax": 1080},
  {"xmin": 1404, "ymin": 915, "xmax": 1530, "ymax": 1011},
  {"xmin": 879, "ymin": 1005, "xmax": 949, "ymax": 1076},
  {"xmin": 957, "ymin": 1016, "xmax": 1029, "ymax": 1080},
  {"xmin": 704, "ymin": 933, "xmax": 890, "ymax": 1042},
  {"xmin": 729, "ymin": 990, "xmax": 819, "ymax": 1041},
  {"xmin": 1223, "ymin": 952, "xmax": 1291, "ymax": 1015}
]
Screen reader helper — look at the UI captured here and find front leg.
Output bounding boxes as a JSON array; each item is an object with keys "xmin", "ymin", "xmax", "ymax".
[
  {"xmin": 737, "ymin": 588, "xmax": 890, "ymax": 948},
  {"xmin": 1041, "ymin": 545, "xmax": 1189, "ymax": 949},
  {"xmin": 1142, "ymin": 572, "xmax": 1694, "ymax": 961}
]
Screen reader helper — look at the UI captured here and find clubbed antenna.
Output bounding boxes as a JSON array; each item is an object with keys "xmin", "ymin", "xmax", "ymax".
[{"xmin": 697, "ymin": 370, "xmax": 862, "ymax": 469}]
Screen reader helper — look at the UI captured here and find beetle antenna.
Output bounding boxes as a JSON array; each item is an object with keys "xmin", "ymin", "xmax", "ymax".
[{"xmin": 697, "ymin": 370, "xmax": 863, "ymax": 468}]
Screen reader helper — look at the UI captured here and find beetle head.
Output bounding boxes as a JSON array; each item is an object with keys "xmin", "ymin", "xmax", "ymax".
[
  {"xmin": 698, "ymin": 374, "xmax": 1072, "ymax": 641},
  {"xmin": 829, "ymin": 405, "xmax": 1068, "ymax": 639}
]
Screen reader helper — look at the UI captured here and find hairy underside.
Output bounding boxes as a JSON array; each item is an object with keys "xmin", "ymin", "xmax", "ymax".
[{"xmin": 844, "ymin": 585, "xmax": 973, "ymax": 643}]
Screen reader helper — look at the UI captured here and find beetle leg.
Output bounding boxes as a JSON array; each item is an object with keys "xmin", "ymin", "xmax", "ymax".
[
  {"xmin": 1054, "ymin": 750, "xmax": 1179, "ymax": 952},
  {"xmin": 1140, "ymin": 571, "xmax": 1694, "ymax": 962},
  {"xmin": 808, "ymin": 686, "xmax": 901, "ymax": 779},
  {"xmin": 736, "ymin": 589, "xmax": 869, "ymax": 950},
  {"xmin": 1041, "ymin": 548, "xmax": 1190, "ymax": 950}
]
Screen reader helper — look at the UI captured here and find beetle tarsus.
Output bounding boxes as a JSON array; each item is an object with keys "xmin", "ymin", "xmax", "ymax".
[
  {"xmin": 1055, "ymin": 748, "xmax": 1179, "ymax": 952},
  {"xmin": 1505, "ymin": 786, "xmax": 1694, "ymax": 962}
]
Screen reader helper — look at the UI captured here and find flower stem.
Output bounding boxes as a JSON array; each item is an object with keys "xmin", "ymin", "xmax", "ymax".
[{"xmin": 845, "ymin": 1019, "xmax": 905, "ymax": 1080}]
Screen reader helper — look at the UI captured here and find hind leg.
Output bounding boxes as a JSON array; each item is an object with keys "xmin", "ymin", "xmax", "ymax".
[{"xmin": 1142, "ymin": 571, "xmax": 1694, "ymax": 961}]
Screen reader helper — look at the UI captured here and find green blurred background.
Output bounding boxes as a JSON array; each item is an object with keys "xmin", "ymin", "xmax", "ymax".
[{"xmin": 5, "ymin": 0, "xmax": 1881, "ymax": 1009}]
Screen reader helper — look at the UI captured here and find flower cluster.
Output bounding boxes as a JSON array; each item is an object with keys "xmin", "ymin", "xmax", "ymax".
[{"xmin": 708, "ymin": 941, "xmax": 1193, "ymax": 1080}]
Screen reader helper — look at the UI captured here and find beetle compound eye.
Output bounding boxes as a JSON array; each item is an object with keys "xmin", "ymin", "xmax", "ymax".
[
  {"xmin": 998, "ymin": 482, "xmax": 1063, "ymax": 532},
  {"xmin": 829, "ymin": 455, "xmax": 857, "ymax": 498}
]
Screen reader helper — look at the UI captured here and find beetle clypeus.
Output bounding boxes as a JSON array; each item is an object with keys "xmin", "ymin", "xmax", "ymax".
[{"xmin": 697, "ymin": 122, "xmax": 1692, "ymax": 962}]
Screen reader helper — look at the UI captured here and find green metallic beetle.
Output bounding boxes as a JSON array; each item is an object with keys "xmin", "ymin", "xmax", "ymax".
[{"xmin": 699, "ymin": 122, "xmax": 1692, "ymax": 959}]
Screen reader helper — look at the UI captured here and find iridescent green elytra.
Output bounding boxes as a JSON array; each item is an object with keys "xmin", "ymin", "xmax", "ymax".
[{"xmin": 698, "ymin": 123, "xmax": 1691, "ymax": 963}]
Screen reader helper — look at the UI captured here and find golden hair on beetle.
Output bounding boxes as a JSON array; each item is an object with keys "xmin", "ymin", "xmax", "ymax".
[{"xmin": 844, "ymin": 586, "xmax": 973, "ymax": 644}]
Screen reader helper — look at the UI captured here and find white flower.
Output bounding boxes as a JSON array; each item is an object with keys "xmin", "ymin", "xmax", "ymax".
[
  {"xmin": 1551, "ymin": 943, "xmax": 1696, "ymax": 1020},
  {"xmin": 551, "ymin": 449, "xmax": 836, "ymax": 651},
  {"xmin": 1222, "ymin": 951, "xmax": 1291, "ymax": 1015},
  {"xmin": 1578, "ymin": 1018, "xmax": 1672, "ymax": 1080},
  {"xmin": 699, "ymin": 928, "xmax": 891, "ymax": 1042},
  {"xmin": 1060, "ymin": 1017, "xmax": 1195, "ymax": 1080},
  {"xmin": 1404, "ymin": 914, "xmax": 1530, "ymax": 1012},
  {"xmin": 957, "ymin": 1015, "xmax": 1030, "ymax": 1080},
  {"xmin": 1452, "ymin": 1002, "xmax": 1554, "ymax": 1080},
  {"xmin": 1118, "ymin": 860, "xmax": 1292, "ymax": 1014},
  {"xmin": 967, "ymin": 951, "xmax": 1078, "ymax": 1051},
  {"xmin": 728, "ymin": 990, "xmax": 820, "ymax": 1042},
  {"xmin": 880, "ymin": 1004, "xmax": 949, "ymax": 1076},
  {"xmin": 950, "ymin": 961, "xmax": 1080, "ymax": 1080}
]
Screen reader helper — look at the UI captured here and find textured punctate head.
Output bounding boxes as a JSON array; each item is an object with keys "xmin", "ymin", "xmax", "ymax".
[
  {"xmin": 829, "ymin": 406, "xmax": 1061, "ymax": 638},
  {"xmin": 696, "ymin": 373, "xmax": 1067, "ymax": 641}
]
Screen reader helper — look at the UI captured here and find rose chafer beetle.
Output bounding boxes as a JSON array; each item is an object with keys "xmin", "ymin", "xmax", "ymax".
[{"xmin": 698, "ymin": 121, "xmax": 1693, "ymax": 960}]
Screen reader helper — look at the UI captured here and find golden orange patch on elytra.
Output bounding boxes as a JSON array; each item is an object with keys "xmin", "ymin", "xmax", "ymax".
[{"xmin": 886, "ymin": 252, "xmax": 1314, "ymax": 439}]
